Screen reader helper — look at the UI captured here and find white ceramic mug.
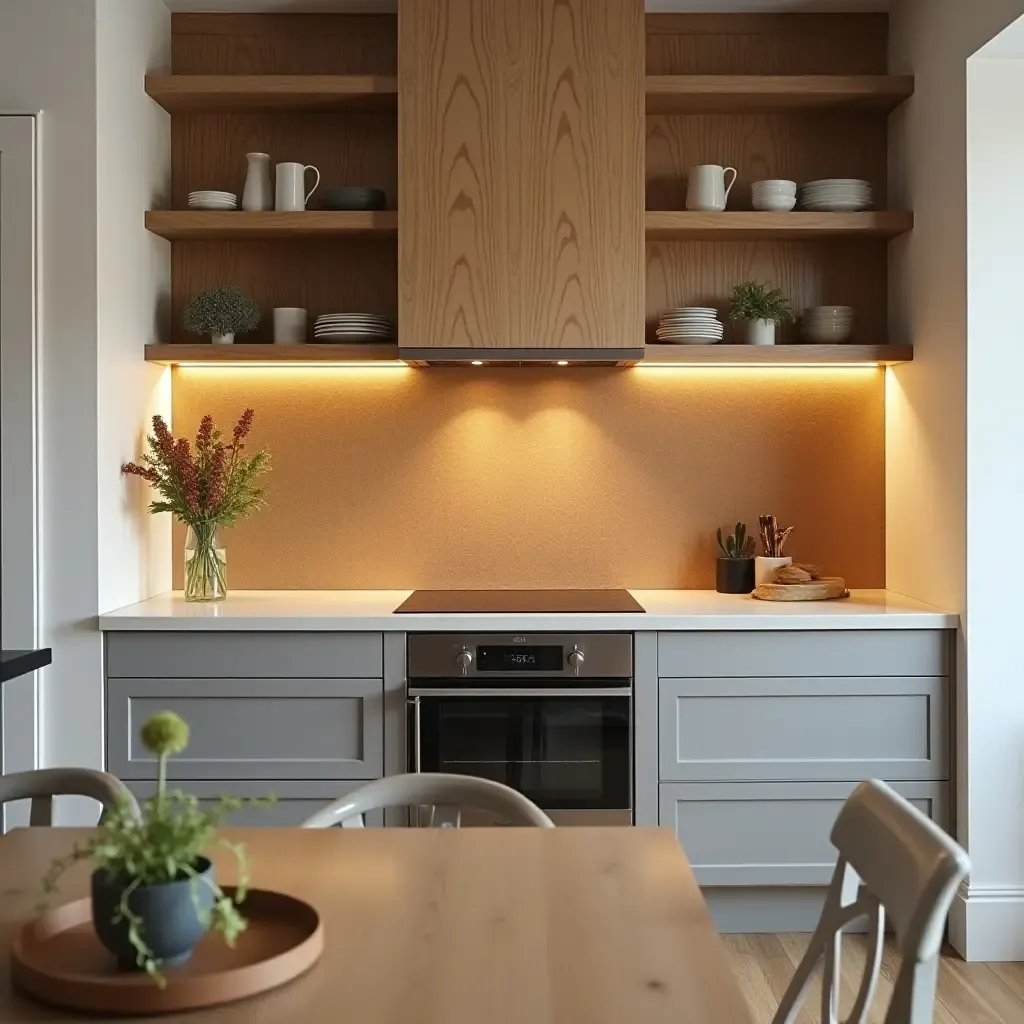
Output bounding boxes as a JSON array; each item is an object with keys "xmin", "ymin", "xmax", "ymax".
[
  {"xmin": 273, "ymin": 307, "xmax": 307, "ymax": 345},
  {"xmin": 275, "ymin": 163, "xmax": 320, "ymax": 212},
  {"xmin": 686, "ymin": 164, "xmax": 738, "ymax": 212}
]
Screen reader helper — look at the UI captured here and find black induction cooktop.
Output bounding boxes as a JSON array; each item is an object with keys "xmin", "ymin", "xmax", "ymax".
[{"xmin": 393, "ymin": 589, "xmax": 645, "ymax": 614}]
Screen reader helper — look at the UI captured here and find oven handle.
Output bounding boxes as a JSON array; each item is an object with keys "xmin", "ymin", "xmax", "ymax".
[
  {"xmin": 407, "ymin": 687, "xmax": 632, "ymax": 698},
  {"xmin": 407, "ymin": 695, "xmax": 422, "ymax": 772}
]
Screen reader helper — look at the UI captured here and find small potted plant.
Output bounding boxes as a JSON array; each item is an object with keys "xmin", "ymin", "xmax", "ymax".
[
  {"xmin": 41, "ymin": 712, "xmax": 272, "ymax": 986},
  {"xmin": 123, "ymin": 411, "xmax": 270, "ymax": 602},
  {"xmin": 728, "ymin": 281, "xmax": 795, "ymax": 346},
  {"xmin": 716, "ymin": 522, "xmax": 756, "ymax": 594},
  {"xmin": 183, "ymin": 285, "xmax": 261, "ymax": 345}
]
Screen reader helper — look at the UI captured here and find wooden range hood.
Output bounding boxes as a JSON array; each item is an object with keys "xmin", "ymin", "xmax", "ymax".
[{"xmin": 397, "ymin": 0, "xmax": 647, "ymax": 365}]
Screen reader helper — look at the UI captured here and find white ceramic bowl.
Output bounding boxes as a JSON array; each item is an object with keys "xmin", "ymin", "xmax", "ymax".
[
  {"xmin": 805, "ymin": 306, "xmax": 853, "ymax": 318},
  {"xmin": 803, "ymin": 324, "xmax": 853, "ymax": 343},
  {"xmin": 753, "ymin": 196, "xmax": 797, "ymax": 212}
]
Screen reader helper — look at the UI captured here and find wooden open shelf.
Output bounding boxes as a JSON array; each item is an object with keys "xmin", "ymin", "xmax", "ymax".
[
  {"xmin": 146, "ymin": 344, "xmax": 401, "ymax": 364},
  {"xmin": 643, "ymin": 344, "xmax": 912, "ymax": 366},
  {"xmin": 645, "ymin": 75, "xmax": 913, "ymax": 114},
  {"xmin": 147, "ymin": 73, "xmax": 910, "ymax": 116},
  {"xmin": 146, "ymin": 75, "xmax": 398, "ymax": 112},
  {"xmin": 146, "ymin": 211, "xmax": 398, "ymax": 241},
  {"xmin": 645, "ymin": 211, "xmax": 913, "ymax": 241},
  {"xmin": 145, "ymin": 343, "xmax": 910, "ymax": 367}
]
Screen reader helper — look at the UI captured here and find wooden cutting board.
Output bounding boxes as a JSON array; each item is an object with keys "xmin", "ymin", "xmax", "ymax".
[{"xmin": 752, "ymin": 578, "xmax": 849, "ymax": 602}]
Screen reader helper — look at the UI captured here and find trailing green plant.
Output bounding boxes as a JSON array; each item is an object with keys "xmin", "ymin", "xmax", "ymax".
[
  {"xmin": 183, "ymin": 285, "xmax": 261, "ymax": 338},
  {"xmin": 728, "ymin": 281, "xmax": 795, "ymax": 324},
  {"xmin": 717, "ymin": 522, "xmax": 755, "ymax": 559},
  {"xmin": 40, "ymin": 712, "xmax": 274, "ymax": 986}
]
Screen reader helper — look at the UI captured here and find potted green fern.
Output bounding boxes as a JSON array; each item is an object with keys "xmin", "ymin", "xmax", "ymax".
[
  {"xmin": 716, "ymin": 522, "xmax": 755, "ymax": 594},
  {"xmin": 729, "ymin": 281, "xmax": 795, "ymax": 346},
  {"xmin": 41, "ymin": 712, "xmax": 272, "ymax": 986}
]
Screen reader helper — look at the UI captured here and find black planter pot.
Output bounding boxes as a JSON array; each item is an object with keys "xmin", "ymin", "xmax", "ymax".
[
  {"xmin": 92, "ymin": 857, "xmax": 215, "ymax": 970},
  {"xmin": 716, "ymin": 557, "xmax": 755, "ymax": 595}
]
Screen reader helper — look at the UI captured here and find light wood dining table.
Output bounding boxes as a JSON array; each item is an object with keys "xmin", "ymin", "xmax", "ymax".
[{"xmin": 0, "ymin": 826, "xmax": 754, "ymax": 1023}]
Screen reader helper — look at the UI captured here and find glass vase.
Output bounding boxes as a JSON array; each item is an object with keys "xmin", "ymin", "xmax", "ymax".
[{"xmin": 183, "ymin": 523, "xmax": 227, "ymax": 602}]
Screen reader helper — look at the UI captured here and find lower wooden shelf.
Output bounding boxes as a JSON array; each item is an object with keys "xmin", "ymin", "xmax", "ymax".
[
  {"xmin": 145, "ymin": 211, "xmax": 398, "ymax": 241},
  {"xmin": 145, "ymin": 344, "xmax": 401, "ymax": 365},
  {"xmin": 146, "ymin": 343, "xmax": 911, "ymax": 367},
  {"xmin": 645, "ymin": 211, "xmax": 914, "ymax": 241},
  {"xmin": 642, "ymin": 344, "xmax": 912, "ymax": 366}
]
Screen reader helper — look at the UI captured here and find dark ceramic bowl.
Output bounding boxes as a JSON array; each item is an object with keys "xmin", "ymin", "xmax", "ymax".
[
  {"xmin": 322, "ymin": 187, "xmax": 387, "ymax": 211},
  {"xmin": 92, "ymin": 857, "xmax": 215, "ymax": 970}
]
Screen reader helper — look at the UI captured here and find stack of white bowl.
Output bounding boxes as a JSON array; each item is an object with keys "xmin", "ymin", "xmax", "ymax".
[
  {"xmin": 799, "ymin": 179, "xmax": 872, "ymax": 212},
  {"xmin": 656, "ymin": 307, "xmax": 724, "ymax": 345},
  {"xmin": 802, "ymin": 306, "xmax": 853, "ymax": 343},
  {"xmin": 752, "ymin": 179, "xmax": 797, "ymax": 212},
  {"xmin": 188, "ymin": 190, "xmax": 237, "ymax": 211}
]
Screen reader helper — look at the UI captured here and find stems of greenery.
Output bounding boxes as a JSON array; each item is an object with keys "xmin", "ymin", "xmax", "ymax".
[{"xmin": 728, "ymin": 281, "xmax": 795, "ymax": 324}]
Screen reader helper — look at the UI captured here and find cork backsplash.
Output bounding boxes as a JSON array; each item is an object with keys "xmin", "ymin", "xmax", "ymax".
[{"xmin": 171, "ymin": 367, "xmax": 884, "ymax": 590}]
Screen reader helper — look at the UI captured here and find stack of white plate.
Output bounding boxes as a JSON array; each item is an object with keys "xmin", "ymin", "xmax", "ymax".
[
  {"xmin": 313, "ymin": 313, "xmax": 394, "ymax": 343},
  {"xmin": 800, "ymin": 179, "xmax": 872, "ymax": 212},
  {"xmin": 656, "ymin": 307, "xmax": 724, "ymax": 345},
  {"xmin": 188, "ymin": 190, "xmax": 237, "ymax": 211},
  {"xmin": 802, "ymin": 305, "xmax": 853, "ymax": 343}
]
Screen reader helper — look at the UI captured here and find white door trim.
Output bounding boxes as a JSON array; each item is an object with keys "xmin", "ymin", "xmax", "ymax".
[{"xmin": 0, "ymin": 115, "xmax": 41, "ymax": 793}]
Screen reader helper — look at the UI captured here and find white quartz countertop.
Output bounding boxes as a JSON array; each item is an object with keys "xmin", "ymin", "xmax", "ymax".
[{"xmin": 98, "ymin": 590, "xmax": 957, "ymax": 632}]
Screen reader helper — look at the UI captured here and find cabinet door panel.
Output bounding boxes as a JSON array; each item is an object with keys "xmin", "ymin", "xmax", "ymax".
[
  {"xmin": 125, "ymin": 780, "xmax": 383, "ymax": 828},
  {"xmin": 659, "ymin": 781, "xmax": 949, "ymax": 886},
  {"xmin": 659, "ymin": 676, "xmax": 948, "ymax": 782},
  {"xmin": 108, "ymin": 678, "xmax": 383, "ymax": 781},
  {"xmin": 399, "ymin": 0, "xmax": 645, "ymax": 350}
]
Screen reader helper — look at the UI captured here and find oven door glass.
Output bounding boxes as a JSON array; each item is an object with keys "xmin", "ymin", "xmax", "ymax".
[{"xmin": 417, "ymin": 695, "xmax": 630, "ymax": 811}]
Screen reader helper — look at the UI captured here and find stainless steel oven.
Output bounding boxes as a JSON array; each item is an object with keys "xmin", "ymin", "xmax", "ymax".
[{"xmin": 407, "ymin": 633, "xmax": 633, "ymax": 826}]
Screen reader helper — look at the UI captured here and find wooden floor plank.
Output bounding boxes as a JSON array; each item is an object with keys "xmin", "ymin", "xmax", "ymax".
[{"xmin": 725, "ymin": 935, "xmax": 1024, "ymax": 1024}]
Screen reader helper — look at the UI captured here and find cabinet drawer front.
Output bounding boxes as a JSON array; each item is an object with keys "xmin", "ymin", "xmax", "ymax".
[
  {"xmin": 108, "ymin": 678, "xmax": 383, "ymax": 781},
  {"xmin": 106, "ymin": 632, "xmax": 383, "ymax": 679},
  {"xmin": 659, "ymin": 781, "xmax": 948, "ymax": 886},
  {"xmin": 659, "ymin": 677, "xmax": 948, "ymax": 782},
  {"xmin": 657, "ymin": 631, "xmax": 949, "ymax": 678},
  {"xmin": 125, "ymin": 780, "xmax": 382, "ymax": 828}
]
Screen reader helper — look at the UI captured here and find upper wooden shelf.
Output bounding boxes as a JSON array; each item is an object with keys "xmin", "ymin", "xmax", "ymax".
[
  {"xmin": 645, "ymin": 75, "xmax": 914, "ymax": 114},
  {"xmin": 145, "ymin": 343, "xmax": 911, "ymax": 367},
  {"xmin": 645, "ymin": 211, "xmax": 913, "ymax": 241},
  {"xmin": 145, "ymin": 210, "xmax": 398, "ymax": 241},
  {"xmin": 643, "ymin": 344, "xmax": 912, "ymax": 366},
  {"xmin": 145, "ymin": 75, "xmax": 398, "ymax": 112},
  {"xmin": 146, "ymin": 344, "xmax": 401, "ymax": 365}
]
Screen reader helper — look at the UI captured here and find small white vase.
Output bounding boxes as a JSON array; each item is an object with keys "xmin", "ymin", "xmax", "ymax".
[
  {"xmin": 755, "ymin": 556, "xmax": 793, "ymax": 586},
  {"xmin": 210, "ymin": 332, "xmax": 235, "ymax": 345},
  {"xmin": 747, "ymin": 319, "xmax": 777, "ymax": 346},
  {"xmin": 242, "ymin": 152, "xmax": 273, "ymax": 212}
]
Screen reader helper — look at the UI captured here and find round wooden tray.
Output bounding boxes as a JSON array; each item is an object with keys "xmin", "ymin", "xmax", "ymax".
[
  {"xmin": 752, "ymin": 577, "xmax": 850, "ymax": 602},
  {"xmin": 11, "ymin": 888, "xmax": 323, "ymax": 1016}
]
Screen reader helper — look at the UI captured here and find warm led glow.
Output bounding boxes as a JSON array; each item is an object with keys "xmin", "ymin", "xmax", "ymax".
[
  {"xmin": 174, "ymin": 363, "xmax": 410, "ymax": 372},
  {"xmin": 634, "ymin": 364, "xmax": 883, "ymax": 376},
  {"xmin": 471, "ymin": 360, "xmax": 484, "ymax": 366},
  {"xmin": 556, "ymin": 360, "xmax": 569, "ymax": 366}
]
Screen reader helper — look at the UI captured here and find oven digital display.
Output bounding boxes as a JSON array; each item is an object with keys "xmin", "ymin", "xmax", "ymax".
[{"xmin": 476, "ymin": 645, "xmax": 564, "ymax": 672}]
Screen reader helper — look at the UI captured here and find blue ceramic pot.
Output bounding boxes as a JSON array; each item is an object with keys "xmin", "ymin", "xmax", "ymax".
[{"xmin": 91, "ymin": 857, "xmax": 215, "ymax": 970}]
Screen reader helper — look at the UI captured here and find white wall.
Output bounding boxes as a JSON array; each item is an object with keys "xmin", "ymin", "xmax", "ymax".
[
  {"xmin": 96, "ymin": 0, "xmax": 172, "ymax": 617},
  {"xmin": 0, "ymin": 0, "xmax": 102, "ymax": 807},
  {"xmin": 888, "ymin": 0, "xmax": 1024, "ymax": 960},
  {"xmin": 0, "ymin": 0, "xmax": 171, "ymax": 819}
]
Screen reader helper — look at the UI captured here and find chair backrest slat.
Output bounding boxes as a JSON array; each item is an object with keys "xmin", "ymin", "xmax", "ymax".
[{"xmin": 0, "ymin": 768, "xmax": 138, "ymax": 827}]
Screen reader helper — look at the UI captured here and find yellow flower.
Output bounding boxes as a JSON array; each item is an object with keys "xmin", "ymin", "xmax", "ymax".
[{"xmin": 140, "ymin": 711, "xmax": 190, "ymax": 756}]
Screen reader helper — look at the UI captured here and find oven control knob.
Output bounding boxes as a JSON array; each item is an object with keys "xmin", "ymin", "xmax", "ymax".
[
  {"xmin": 568, "ymin": 647, "xmax": 585, "ymax": 669},
  {"xmin": 455, "ymin": 648, "xmax": 473, "ymax": 672}
]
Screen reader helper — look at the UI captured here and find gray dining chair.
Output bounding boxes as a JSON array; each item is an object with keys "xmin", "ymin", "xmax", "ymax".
[
  {"xmin": 772, "ymin": 778, "xmax": 969, "ymax": 1024},
  {"xmin": 300, "ymin": 772, "xmax": 555, "ymax": 829},
  {"xmin": 0, "ymin": 767, "xmax": 139, "ymax": 826}
]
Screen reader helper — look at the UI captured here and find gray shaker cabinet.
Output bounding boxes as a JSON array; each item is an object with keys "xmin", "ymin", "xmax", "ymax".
[
  {"xmin": 124, "ymin": 780, "xmax": 382, "ymax": 828},
  {"xmin": 108, "ymin": 677, "xmax": 384, "ymax": 781},
  {"xmin": 659, "ymin": 780, "xmax": 949, "ymax": 886},
  {"xmin": 659, "ymin": 676, "xmax": 949, "ymax": 782}
]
